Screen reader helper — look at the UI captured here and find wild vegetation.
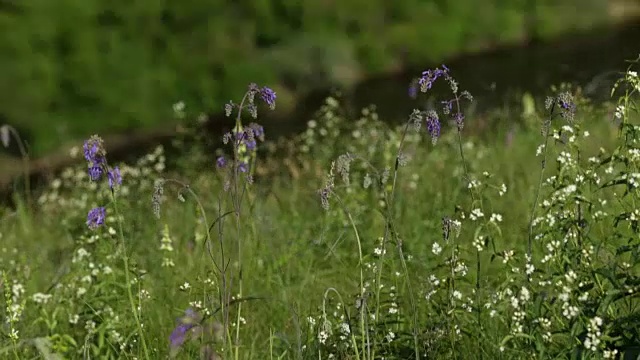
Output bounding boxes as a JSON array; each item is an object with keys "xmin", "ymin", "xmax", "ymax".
[
  {"xmin": 0, "ymin": 0, "xmax": 613, "ymax": 156},
  {"xmin": 1, "ymin": 57, "xmax": 640, "ymax": 359}
]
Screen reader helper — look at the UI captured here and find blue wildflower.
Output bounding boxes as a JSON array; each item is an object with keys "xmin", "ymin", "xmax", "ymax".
[
  {"xmin": 88, "ymin": 164, "xmax": 103, "ymax": 181},
  {"xmin": 244, "ymin": 139, "xmax": 257, "ymax": 151},
  {"xmin": 83, "ymin": 142, "xmax": 99, "ymax": 163},
  {"xmin": 260, "ymin": 86, "xmax": 277, "ymax": 110},
  {"xmin": 107, "ymin": 166, "xmax": 122, "ymax": 189},
  {"xmin": 441, "ymin": 99, "xmax": 454, "ymax": 114},
  {"xmin": 249, "ymin": 123, "xmax": 265, "ymax": 140},
  {"xmin": 216, "ymin": 156, "xmax": 226, "ymax": 168},
  {"xmin": 87, "ymin": 207, "xmax": 106, "ymax": 229},
  {"xmin": 169, "ymin": 308, "xmax": 202, "ymax": 357},
  {"xmin": 83, "ymin": 136, "xmax": 105, "ymax": 163},
  {"xmin": 233, "ymin": 130, "xmax": 245, "ymax": 145},
  {"xmin": 425, "ymin": 110, "xmax": 441, "ymax": 144},
  {"xmin": 418, "ymin": 65, "xmax": 449, "ymax": 93},
  {"xmin": 169, "ymin": 323, "xmax": 196, "ymax": 351},
  {"xmin": 237, "ymin": 161, "xmax": 248, "ymax": 173},
  {"xmin": 83, "ymin": 135, "xmax": 108, "ymax": 180}
]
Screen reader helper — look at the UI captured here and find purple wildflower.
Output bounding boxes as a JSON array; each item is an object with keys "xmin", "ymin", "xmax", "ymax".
[
  {"xmin": 83, "ymin": 142, "xmax": 99, "ymax": 163},
  {"xmin": 441, "ymin": 99, "xmax": 454, "ymax": 114},
  {"xmin": 83, "ymin": 136, "xmax": 105, "ymax": 163},
  {"xmin": 425, "ymin": 110, "xmax": 441, "ymax": 144},
  {"xmin": 216, "ymin": 156, "xmax": 226, "ymax": 168},
  {"xmin": 244, "ymin": 138, "xmax": 257, "ymax": 151},
  {"xmin": 83, "ymin": 135, "xmax": 108, "ymax": 181},
  {"xmin": 88, "ymin": 165, "xmax": 103, "ymax": 181},
  {"xmin": 169, "ymin": 323, "xmax": 196, "ymax": 351},
  {"xmin": 169, "ymin": 308, "xmax": 202, "ymax": 356},
  {"xmin": 107, "ymin": 166, "xmax": 122, "ymax": 189},
  {"xmin": 232, "ymin": 124, "xmax": 264, "ymax": 151},
  {"xmin": 237, "ymin": 161, "xmax": 249, "ymax": 173},
  {"xmin": 260, "ymin": 86, "xmax": 277, "ymax": 110},
  {"xmin": 249, "ymin": 123, "xmax": 265, "ymax": 139},
  {"xmin": 87, "ymin": 207, "xmax": 106, "ymax": 229},
  {"xmin": 418, "ymin": 65, "xmax": 449, "ymax": 93},
  {"xmin": 233, "ymin": 130, "xmax": 245, "ymax": 144}
]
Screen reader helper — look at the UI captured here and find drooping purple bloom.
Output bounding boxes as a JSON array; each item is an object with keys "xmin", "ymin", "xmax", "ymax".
[
  {"xmin": 87, "ymin": 207, "xmax": 106, "ymax": 229},
  {"xmin": 260, "ymin": 86, "xmax": 277, "ymax": 110},
  {"xmin": 107, "ymin": 166, "xmax": 122, "ymax": 189},
  {"xmin": 418, "ymin": 65, "xmax": 449, "ymax": 93}
]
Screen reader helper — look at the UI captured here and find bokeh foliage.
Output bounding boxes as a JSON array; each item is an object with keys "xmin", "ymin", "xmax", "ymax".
[{"xmin": 0, "ymin": 0, "xmax": 609, "ymax": 156}]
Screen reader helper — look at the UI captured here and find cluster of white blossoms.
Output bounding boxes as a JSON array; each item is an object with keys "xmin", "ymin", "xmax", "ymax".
[
  {"xmin": 583, "ymin": 316, "xmax": 603, "ymax": 352},
  {"xmin": 615, "ymin": 70, "xmax": 640, "ymax": 119}
]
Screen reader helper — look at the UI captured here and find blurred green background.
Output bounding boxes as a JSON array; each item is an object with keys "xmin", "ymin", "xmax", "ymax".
[{"xmin": 0, "ymin": 0, "xmax": 637, "ymax": 158}]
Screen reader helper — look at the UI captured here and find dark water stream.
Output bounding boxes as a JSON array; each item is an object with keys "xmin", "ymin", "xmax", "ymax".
[{"xmin": 269, "ymin": 19, "xmax": 640, "ymax": 138}]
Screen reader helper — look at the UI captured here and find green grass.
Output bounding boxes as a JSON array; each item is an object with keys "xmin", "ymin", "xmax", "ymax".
[{"xmin": 1, "ymin": 65, "xmax": 640, "ymax": 360}]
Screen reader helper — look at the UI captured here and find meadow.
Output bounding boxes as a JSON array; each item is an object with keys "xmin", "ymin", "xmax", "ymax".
[{"xmin": 1, "ymin": 60, "xmax": 640, "ymax": 360}]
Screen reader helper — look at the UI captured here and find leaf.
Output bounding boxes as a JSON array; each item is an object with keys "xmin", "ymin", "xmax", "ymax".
[
  {"xmin": 616, "ymin": 245, "xmax": 633, "ymax": 256},
  {"xmin": 593, "ymin": 267, "xmax": 622, "ymax": 289},
  {"xmin": 600, "ymin": 178, "xmax": 628, "ymax": 190}
]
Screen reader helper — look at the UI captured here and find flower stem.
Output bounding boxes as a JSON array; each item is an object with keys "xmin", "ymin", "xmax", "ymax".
[{"xmin": 111, "ymin": 192, "xmax": 150, "ymax": 359}]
